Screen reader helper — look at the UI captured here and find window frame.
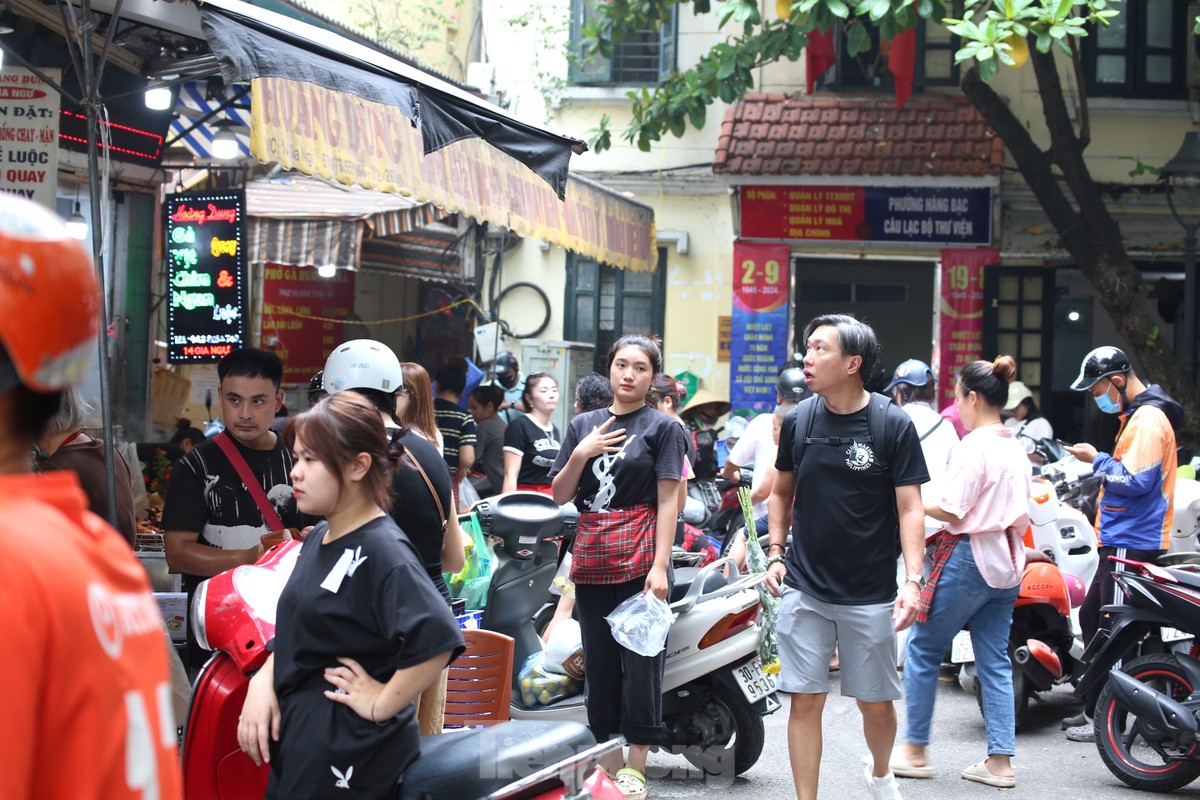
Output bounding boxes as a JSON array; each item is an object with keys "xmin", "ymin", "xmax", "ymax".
[
  {"xmin": 564, "ymin": 248, "xmax": 668, "ymax": 373},
  {"xmin": 1082, "ymin": 0, "xmax": 1187, "ymax": 101},
  {"xmin": 816, "ymin": 15, "xmax": 960, "ymax": 94},
  {"xmin": 567, "ymin": 0, "xmax": 678, "ymax": 87}
]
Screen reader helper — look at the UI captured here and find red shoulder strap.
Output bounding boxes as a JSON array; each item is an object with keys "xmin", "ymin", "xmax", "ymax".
[{"xmin": 213, "ymin": 432, "xmax": 286, "ymax": 532}]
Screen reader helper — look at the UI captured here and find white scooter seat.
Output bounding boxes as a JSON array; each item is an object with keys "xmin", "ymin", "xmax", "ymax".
[{"xmin": 400, "ymin": 720, "xmax": 595, "ymax": 800}]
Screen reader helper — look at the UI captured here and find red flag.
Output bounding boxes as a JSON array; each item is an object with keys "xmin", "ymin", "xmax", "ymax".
[
  {"xmin": 806, "ymin": 28, "xmax": 836, "ymax": 94},
  {"xmin": 888, "ymin": 27, "xmax": 917, "ymax": 108}
]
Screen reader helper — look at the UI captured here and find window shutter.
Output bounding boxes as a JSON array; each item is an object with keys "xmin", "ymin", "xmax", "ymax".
[
  {"xmin": 568, "ymin": 0, "xmax": 613, "ymax": 85},
  {"xmin": 658, "ymin": 6, "xmax": 678, "ymax": 83}
]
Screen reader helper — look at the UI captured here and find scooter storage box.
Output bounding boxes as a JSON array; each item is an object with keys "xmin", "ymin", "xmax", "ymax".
[{"xmin": 484, "ymin": 491, "xmax": 572, "ymax": 560}]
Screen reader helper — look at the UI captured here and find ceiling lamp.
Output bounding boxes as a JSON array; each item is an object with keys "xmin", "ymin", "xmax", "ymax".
[
  {"xmin": 66, "ymin": 201, "xmax": 88, "ymax": 240},
  {"xmin": 144, "ymin": 86, "xmax": 172, "ymax": 110},
  {"xmin": 211, "ymin": 119, "xmax": 240, "ymax": 161}
]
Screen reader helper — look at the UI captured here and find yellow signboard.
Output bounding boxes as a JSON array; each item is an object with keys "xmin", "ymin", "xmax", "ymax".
[{"xmin": 250, "ymin": 77, "xmax": 656, "ymax": 272}]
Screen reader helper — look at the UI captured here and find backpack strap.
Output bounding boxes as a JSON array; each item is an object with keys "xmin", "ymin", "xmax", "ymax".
[
  {"xmin": 790, "ymin": 395, "xmax": 822, "ymax": 467},
  {"xmin": 868, "ymin": 392, "xmax": 891, "ymax": 471},
  {"xmin": 918, "ymin": 416, "xmax": 946, "ymax": 443}
]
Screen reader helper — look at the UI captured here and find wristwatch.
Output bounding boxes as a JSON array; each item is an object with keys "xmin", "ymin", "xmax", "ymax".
[{"xmin": 905, "ymin": 573, "xmax": 926, "ymax": 590}]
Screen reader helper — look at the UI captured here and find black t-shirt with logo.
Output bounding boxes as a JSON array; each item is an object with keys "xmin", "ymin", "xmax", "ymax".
[
  {"xmin": 551, "ymin": 405, "xmax": 686, "ymax": 511},
  {"xmin": 503, "ymin": 415, "xmax": 561, "ymax": 486},
  {"xmin": 268, "ymin": 516, "xmax": 464, "ymax": 797},
  {"xmin": 775, "ymin": 400, "xmax": 928, "ymax": 605}
]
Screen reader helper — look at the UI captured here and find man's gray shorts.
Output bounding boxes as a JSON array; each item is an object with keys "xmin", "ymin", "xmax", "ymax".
[{"xmin": 776, "ymin": 585, "xmax": 901, "ymax": 702}]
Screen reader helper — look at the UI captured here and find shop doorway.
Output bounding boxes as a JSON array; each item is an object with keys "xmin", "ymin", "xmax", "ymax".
[{"xmin": 792, "ymin": 259, "xmax": 936, "ymax": 392}]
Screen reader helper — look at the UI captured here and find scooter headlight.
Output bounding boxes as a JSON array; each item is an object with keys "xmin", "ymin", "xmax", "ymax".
[{"xmin": 190, "ymin": 579, "xmax": 210, "ymax": 653}]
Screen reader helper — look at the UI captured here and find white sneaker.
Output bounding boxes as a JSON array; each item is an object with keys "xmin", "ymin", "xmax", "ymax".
[{"xmin": 863, "ymin": 763, "xmax": 903, "ymax": 800}]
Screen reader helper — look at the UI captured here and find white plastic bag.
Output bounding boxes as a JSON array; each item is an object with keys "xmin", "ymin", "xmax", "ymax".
[
  {"xmin": 543, "ymin": 618, "xmax": 585, "ymax": 678},
  {"xmin": 549, "ymin": 552, "xmax": 575, "ymax": 597},
  {"xmin": 457, "ymin": 478, "xmax": 482, "ymax": 511},
  {"xmin": 605, "ymin": 591, "xmax": 674, "ymax": 657}
]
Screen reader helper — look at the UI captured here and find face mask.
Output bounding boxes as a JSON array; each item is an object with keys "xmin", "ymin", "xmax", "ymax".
[{"xmin": 1094, "ymin": 383, "xmax": 1122, "ymax": 414}]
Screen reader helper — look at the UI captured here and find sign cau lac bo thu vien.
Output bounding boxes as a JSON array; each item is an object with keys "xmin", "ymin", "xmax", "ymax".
[
  {"xmin": 165, "ymin": 192, "xmax": 246, "ymax": 363},
  {"xmin": 740, "ymin": 185, "xmax": 991, "ymax": 246}
]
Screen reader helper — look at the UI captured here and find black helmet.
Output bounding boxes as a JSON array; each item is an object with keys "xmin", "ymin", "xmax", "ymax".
[
  {"xmin": 492, "ymin": 351, "xmax": 519, "ymax": 374},
  {"xmin": 307, "ymin": 370, "xmax": 324, "ymax": 394},
  {"xmin": 1070, "ymin": 346, "xmax": 1130, "ymax": 391},
  {"xmin": 883, "ymin": 359, "xmax": 933, "ymax": 393},
  {"xmin": 776, "ymin": 367, "xmax": 812, "ymax": 401}
]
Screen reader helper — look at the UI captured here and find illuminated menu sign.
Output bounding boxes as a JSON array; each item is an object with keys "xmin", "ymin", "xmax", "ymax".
[{"xmin": 165, "ymin": 191, "xmax": 246, "ymax": 363}]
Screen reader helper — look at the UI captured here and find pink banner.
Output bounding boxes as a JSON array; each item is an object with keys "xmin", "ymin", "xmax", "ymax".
[{"xmin": 937, "ymin": 248, "xmax": 997, "ymax": 409}]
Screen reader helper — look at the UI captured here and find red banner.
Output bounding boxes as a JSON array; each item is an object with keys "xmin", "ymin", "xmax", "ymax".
[
  {"xmin": 937, "ymin": 248, "xmax": 997, "ymax": 409},
  {"xmin": 261, "ymin": 264, "xmax": 357, "ymax": 384}
]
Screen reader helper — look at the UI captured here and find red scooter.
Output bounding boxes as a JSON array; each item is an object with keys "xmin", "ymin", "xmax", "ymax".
[{"xmin": 180, "ymin": 540, "xmax": 623, "ymax": 800}]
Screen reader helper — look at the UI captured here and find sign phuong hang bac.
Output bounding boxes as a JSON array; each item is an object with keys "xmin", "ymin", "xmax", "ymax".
[
  {"xmin": 740, "ymin": 185, "xmax": 991, "ymax": 246},
  {"xmin": 165, "ymin": 191, "xmax": 247, "ymax": 363}
]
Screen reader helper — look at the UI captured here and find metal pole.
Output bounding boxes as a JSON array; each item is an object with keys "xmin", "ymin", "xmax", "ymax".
[
  {"xmin": 77, "ymin": 0, "xmax": 120, "ymax": 530},
  {"xmin": 1185, "ymin": 223, "xmax": 1198, "ymax": 380}
]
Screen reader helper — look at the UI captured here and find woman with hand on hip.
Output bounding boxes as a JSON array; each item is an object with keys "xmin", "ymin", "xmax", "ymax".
[
  {"xmin": 237, "ymin": 392, "xmax": 463, "ymax": 797},
  {"xmin": 501, "ymin": 372, "xmax": 561, "ymax": 495},
  {"xmin": 549, "ymin": 335, "xmax": 686, "ymax": 800},
  {"xmin": 893, "ymin": 355, "xmax": 1033, "ymax": 790}
]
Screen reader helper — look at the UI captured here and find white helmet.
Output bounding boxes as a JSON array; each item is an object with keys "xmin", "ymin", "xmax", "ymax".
[{"xmin": 322, "ymin": 339, "xmax": 404, "ymax": 394}]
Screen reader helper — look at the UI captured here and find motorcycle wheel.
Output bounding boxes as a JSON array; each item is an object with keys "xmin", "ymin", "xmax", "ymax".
[
  {"xmin": 677, "ymin": 685, "xmax": 765, "ymax": 777},
  {"xmin": 974, "ymin": 653, "xmax": 1030, "ymax": 730},
  {"xmin": 1094, "ymin": 653, "xmax": 1200, "ymax": 792}
]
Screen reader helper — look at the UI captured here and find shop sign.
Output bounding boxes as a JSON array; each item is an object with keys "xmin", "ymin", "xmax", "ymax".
[
  {"xmin": 0, "ymin": 67, "xmax": 60, "ymax": 209},
  {"xmin": 937, "ymin": 248, "xmax": 997, "ymax": 410},
  {"xmin": 730, "ymin": 243, "xmax": 790, "ymax": 411},
  {"xmin": 250, "ymin": 77, "xmax": 656, "ymax": 272},
  {"xmin": 165, "ymin": 191, "xmax": 246, "ymax": 363},
  {"xmin": 261, "ymin": 264, "xmax": 357, "ymax": 384},
  {"xmin": 740, "ymin": 185, "xmax": 991, "ymax": 246}
]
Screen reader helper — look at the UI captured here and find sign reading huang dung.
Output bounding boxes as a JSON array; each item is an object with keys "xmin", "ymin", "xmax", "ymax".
[{"xmin": 165, "ymin": 191, "xmax": 246, "ymax": 363}]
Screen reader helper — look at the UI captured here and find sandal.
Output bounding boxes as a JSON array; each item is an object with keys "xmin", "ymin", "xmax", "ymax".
[
  {"xmin": 888, "ymin": 749, "xmax": 934, "ymax": 779},
  {"xmin": 613, "ymin": 768, "xmax": 648, "ymax": 800},
  {"xmin": 961, "ymin": 759, "xmax": 1015, "ymax": 789}
]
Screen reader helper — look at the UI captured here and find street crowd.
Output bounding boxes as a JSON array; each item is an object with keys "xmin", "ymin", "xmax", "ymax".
[{"xmin": 0, "ymin": 192, "xmax": 1187, "ymax": 800}]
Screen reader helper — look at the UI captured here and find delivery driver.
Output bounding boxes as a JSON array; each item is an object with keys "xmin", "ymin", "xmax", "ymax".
[{"xmin": 0, "ymin": 196, "xmax": 181, "ymax": 799}]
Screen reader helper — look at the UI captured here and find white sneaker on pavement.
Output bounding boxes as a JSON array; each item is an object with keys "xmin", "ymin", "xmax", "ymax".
[{"xmin": 863, "ymin": 763, "xmax": 903, "ymax": 800}]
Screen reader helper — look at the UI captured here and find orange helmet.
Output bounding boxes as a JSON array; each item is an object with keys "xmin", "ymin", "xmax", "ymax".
[{"xmin": 0, "ymin": 196, "xmax": 98, "ymax": 394}]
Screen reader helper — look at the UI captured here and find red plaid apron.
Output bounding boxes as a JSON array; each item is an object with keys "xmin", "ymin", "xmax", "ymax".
[
  {"xmin": 571, "ymin": 503, "xmax": 657, "ymax": 585},
  {"xmin": 916, "ymin": 530, "xmax": 957, "ymax": 624}
]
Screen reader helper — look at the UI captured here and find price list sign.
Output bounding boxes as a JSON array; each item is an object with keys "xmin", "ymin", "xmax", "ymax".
[
  {"xmin": 730, "ymin": 242, "xmax": 790, "ymax": 411},
  {"xmin": 165, "ymin": 191, "xmax": 246, "ymax": 363}
]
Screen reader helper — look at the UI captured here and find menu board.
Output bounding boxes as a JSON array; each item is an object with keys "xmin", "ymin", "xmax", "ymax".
[
  {"xmin": 261, "ymin": 264, "xmax": 356, "ymax": 384},
  {"xmin": 0, "ymin": 68, "xmax": 60, "ymax": 208},
  {"xmin": 165, "ymin": 191, "xmax": 246, "ymax": 363}
]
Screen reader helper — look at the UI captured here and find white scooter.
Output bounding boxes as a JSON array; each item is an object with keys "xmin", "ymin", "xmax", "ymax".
[{"xmin": 475, "ymin": 492, "xmax": 779, "ymax": 781}]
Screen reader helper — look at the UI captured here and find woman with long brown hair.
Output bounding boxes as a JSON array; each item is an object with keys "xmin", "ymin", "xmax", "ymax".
[{"xmin": 398, "ymin": 362, "xmax": 443, "ymax": 452}]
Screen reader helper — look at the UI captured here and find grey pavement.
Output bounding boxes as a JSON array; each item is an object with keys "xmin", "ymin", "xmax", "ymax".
[{"xmin": 642, "ymin": 670, "xmax": 1200, "ymax": 798}]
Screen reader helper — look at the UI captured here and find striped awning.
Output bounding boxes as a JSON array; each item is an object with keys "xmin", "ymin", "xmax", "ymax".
[
  {"xmin": 247, "ymin": 217, "xmax": 361, "ymax": 269},
  {"xmin": 169, "ymin": 80, "xmax": 252, "ymax": 161},
  {"xmin": 359, "ymin": 221, "xmax": 462, "ymax": 283}
]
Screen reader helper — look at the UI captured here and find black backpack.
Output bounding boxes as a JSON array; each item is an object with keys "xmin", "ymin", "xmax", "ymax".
[{"xmin": 790, "ymin": 392, "xmax": 894, "ymax": 470}]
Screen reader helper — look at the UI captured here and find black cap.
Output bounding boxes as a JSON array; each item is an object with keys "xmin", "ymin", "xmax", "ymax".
[
  {"xmin": 493, "ymin": 351, "xmax": 518, "ymax": 373},
  {"xmin": 307, "ymin": 371, "xmax": 324, "ymax": 393},
  {"xmin": 1070, "ymin": 346, "xmax": 1130, "ymax": 391}
]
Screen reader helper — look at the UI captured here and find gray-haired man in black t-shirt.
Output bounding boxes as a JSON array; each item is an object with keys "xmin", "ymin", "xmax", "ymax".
[{"xmin": 766, "ymin": 314, "xmax": 929, "ymax": 800}]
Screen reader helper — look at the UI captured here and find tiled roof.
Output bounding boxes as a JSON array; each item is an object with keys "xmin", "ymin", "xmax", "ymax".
[{"xmin": 714, "ymin": 93, "xmax": 1005, "ymax": 178}]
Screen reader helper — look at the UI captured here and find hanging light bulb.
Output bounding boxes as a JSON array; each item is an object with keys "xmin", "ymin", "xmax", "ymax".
[
  {"xmin": 211, "ymin": 120, "xmax": 240, "ymax": 160},
  {"xmin": 317, "ymin": 264, "xmax": 338, "ymax": 279},
  {"xmin": 145, "ymin": 86, "xmax": 172, "ymax": 110},
  {"xmin": 66, "ymin": 201, "xmax": 88, "ymax": 240}
]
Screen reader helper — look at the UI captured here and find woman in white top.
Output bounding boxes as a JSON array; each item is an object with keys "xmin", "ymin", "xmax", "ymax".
[
  {"xmin": 893, "ymin": 355, "xmax": 1034, "ymax": 789},
  {"xmin": 1003, "ymin": 381, "xmax": 1053, "ymax": 462}
]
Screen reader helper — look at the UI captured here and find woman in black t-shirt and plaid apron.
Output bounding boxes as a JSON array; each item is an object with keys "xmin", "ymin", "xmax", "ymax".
[{"xmin": 550, "ymin": 335, "xmax": 685, "ymax": 800}]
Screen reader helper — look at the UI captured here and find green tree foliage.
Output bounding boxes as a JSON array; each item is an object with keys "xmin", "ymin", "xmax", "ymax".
[{"xmin": 588, "ymin": 0, "xmax": 1118, "ymax": 152}]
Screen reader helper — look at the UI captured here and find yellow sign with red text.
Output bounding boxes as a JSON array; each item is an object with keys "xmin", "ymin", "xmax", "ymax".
[{"xmin": 249, "ymin": 77, "xmax": 656, "ymax": 272}]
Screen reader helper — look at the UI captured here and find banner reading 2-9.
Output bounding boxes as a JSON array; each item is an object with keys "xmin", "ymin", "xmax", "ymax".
[{"xmin": 731, "ymin": 242, "xmax": 791, "ymax": 411}]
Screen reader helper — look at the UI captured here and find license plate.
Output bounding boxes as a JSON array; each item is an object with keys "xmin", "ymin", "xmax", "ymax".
[
  {"xmin": 1162, "ymin": 626, "xmax": 1193, "ymax": 643},
  {"xmin": 733, "ymin": 656, "xmax": 777, "ymax": 704},
  {"xmin": 950, "ymin": 630, "xmax": 975, "ymax": 664}
]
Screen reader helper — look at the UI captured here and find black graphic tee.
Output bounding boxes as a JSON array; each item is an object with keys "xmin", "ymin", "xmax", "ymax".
[
  {"xmin": 268, "ymin": 517, "xmax": 464, "ymax": 798},
  {"xmin": 503, "ymin": 415, "xmax": 561, "ymax": 486},
  {"xmin": 551, "ymin": 405, "xmax": 686, "ymax": 511},
  {"xmin": 775, "ymin": 401, "xmax": 928, "ymax": 604}
]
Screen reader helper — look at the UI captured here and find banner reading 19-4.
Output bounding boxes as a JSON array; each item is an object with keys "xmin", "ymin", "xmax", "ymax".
[{"xmin": 730, "ymin": 242, "xmax": 791, "ymax": 411}]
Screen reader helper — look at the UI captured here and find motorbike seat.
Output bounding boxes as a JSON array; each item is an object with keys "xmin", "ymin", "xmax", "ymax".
[
  {"xmin": 1168, "ymin": 565, "xmax": 1200, "ymax": 591},
  {"xmin": 399, "ymin": 720, "xmax": 595, "ymax": 800},
  {"xmin": 670, "ymin": 566, "xmax": 729, "ymax": 603}
]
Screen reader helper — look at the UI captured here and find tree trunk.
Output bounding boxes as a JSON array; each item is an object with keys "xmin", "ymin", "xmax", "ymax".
[{"xmin": 959, "ymin": 60, "xmax": 1200, "ymax": 454}]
